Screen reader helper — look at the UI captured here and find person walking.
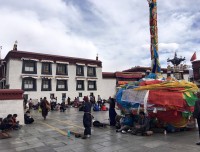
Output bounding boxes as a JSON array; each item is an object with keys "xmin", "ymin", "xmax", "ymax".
[
  {"xmin": 40, "ymin": 97, "xmax": 50, "ymax": 120},
  {"xmin": 193, "ymin": 92, "xmax": 200, "ymax": 145},
  {"xmin": 82, "ymin": 96, "xmax": 92, "ymax": 139}
]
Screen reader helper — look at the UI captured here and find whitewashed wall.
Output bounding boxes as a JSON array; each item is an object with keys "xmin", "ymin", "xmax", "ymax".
[
  {"xmin": 6, "ymin": 59, "xmax": 116, "ymax": 103},
  {"xmin": 0, "ymin": 99, "xmax": 24, "ymax": 124},
  {"xmin": 100, "ymin": 78, "xmax": 116, "ymax": 99}
]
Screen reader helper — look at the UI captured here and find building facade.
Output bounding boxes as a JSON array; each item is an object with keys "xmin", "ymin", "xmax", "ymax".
[
  {"xmin": 0, "ymin": 50, "xmax": 116, "ymax": 102},
  {"xmin": 123, "ymin": 66, "xmax": 190, "ymax": 81},
  {"xmin": 191, "ymin": 60, "xmax": 200, "ymax": 87}
]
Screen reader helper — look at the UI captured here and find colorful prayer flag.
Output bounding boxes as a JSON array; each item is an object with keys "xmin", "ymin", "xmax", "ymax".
[{"xmin": 190, "ymin": 52, "xmax": 196, "ymax": 62}]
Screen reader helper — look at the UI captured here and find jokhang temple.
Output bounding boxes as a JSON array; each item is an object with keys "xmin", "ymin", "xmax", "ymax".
[{"xmin": 115, "ymin": 0, "xmax": 199, "ymax": 130}]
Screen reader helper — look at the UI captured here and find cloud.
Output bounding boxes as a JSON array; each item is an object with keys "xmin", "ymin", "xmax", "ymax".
[{"xmin": 0, "ymin": 0, "xmax": 199, "ymax": 72}]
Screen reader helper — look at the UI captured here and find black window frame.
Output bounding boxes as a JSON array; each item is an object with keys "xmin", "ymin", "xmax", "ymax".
[
  {"xmin": 56, "ymin": 80, "xmax": 68, "ymax": 91},
  {"xmin": 22, "ymin": 60, "xmax": 37, "ymax": 74},
  {"xmin": 76, "ymin": 80, "xmax": 84, "ymax": 90},
  {"xmin": 41, "ymin": 62, "xmax": 52, "ymax": 75},
  {"xmin": 79, "ymin": 92, "xmax": 82, "ymax": 97},
  {"xmin": 56, "ymin": 64, "xmax": 68, "ymax": 75},
  {"xmin": 88, "ymin": 81, "xmax": 97, "ymax": 90},
  {"xmin": 76, "ymin": 65, "xmax": 84, "ymax": 76},
  {"xmin": 87, "ymin": 66, "xmax": 96, "ymax": 77},
  {"xmin": 41, "ymin": 78, "xmax": 52, "ymax": 91},
  {"xmin": 22, "ymin": 77, "xmax": 37, "ymax": 91}
]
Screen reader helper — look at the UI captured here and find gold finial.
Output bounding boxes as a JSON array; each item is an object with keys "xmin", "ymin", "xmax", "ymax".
[
  {"xmin": 96, "ymin": 53, "xmax": 98, "ymax": 60},
  {"xmin": 13, "ymin": 40, "xmax": 18, "ymax": 51}
]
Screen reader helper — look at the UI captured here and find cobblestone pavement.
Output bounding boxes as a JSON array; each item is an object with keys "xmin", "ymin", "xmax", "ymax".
[{"xmin": 1, "ymin": 107, "xmax": 200, "ymax": 152}]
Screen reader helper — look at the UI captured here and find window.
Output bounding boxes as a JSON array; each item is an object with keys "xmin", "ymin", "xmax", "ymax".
[
  {"xmin": 76, "ymin": 65, "xmax": 84, "ymax": 76},
  {"xmin": 56, "ymin": 64, "xmax": 68, "ymax": 75},
  {"xmin": 88, "ymin": 81, "xmax": 97, "ymax": 90},
  {"xmin": 22, "ymin": 60, "xmax": 37, "ymax": 74},
  {"xmin": 42, "ymin": 63, "xmax": 52, "ymax": 75},
  {"xmin": 41, "ymin": 79, "xmax": 51, "ymax": 91},
  {"xmin": 87, "ymin": 67, "xmax": 96, "ymax": 77},
  {"xmin": 56, "ymin": 80, "xmax": 68, "ymax": 91},
  {"xmin": 79, "ymin": 93, "xmax": 82, "ymax": 97},
  {"xmin": 76, "ymin": 80, "xmax": 84, "ymax": 90},
  {"xmin": 22, "ymin": 77, "xmax": 36, "ymax": 91}
]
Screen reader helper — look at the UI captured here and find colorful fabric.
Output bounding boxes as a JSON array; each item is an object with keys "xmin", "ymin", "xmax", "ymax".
[
  {"xmin": 183, "ymin": 92, "xmax": 197, "ymax": 106},
  {"xmin": 149, "ymin": 0, "xmax": 161, "ymax": 73},
  {"xmin": 134, "ymin": 80, "xmax": 199, "ymax": 93},
  {"xmin": 139, "ymin": 80, "xmax": 162, "ymax": 86},
  {"xmin": 148, "ymin": 90, "xmax": 186, "ymax": 108},
  {"xmin": 149, "ymin": 110, "xmax": 188, "ymax": 128}
]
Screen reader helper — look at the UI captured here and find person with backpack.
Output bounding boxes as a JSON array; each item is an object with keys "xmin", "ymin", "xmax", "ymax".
[{"xmin": 40, "ymin": 97, "xmax": 50, "ymax": 120}]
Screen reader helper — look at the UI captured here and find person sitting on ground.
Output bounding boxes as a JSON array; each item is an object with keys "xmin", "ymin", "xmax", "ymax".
[
  {"xmin": 55, "ymin": 103, "xmax": 60, "ymax": 111},
  {"xmin": 3, "ymin": 114, "xmax": 14, "ymax": 131},
  {"xmin": 33, "ymin": 102, "xmax": 40, "ymax": 110},
  {"xmin": 0, "ymin": 118, "xmax": 11, "ymax": 139},
  {"xmin": 101, "ymin": 103, "xmax": 108, "ymax": 111},
  {"xmin": 116, "ymin": 113, "xmax": 134, "ymax": 134},
  {"xmin": 24, "ymin": 111, "xmax": 34, "ymax": 124},
  {"xmin": 132, "ymin": 111, "xmax": 150, "ymax": 135},
  {"xmin": 60, "ymin": 101, "xmax": 66, "ymax": 112},
  {"xmin": 115, "ymin": 115, "xmax": 123, "ymax": 129},
  {"xmin": 12, "ymin": 114, "xmax": 20, "ymax": 130},
  {"xmin": 0, "ymin": 118, "xmax": 5, "ymax": 131},
  {"xmin": 93, "ymin": 103, "xmax": 100, "ymax": 111}
]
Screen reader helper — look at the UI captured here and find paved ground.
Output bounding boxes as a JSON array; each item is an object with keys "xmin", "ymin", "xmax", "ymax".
[{"xmin": 1, "ymin": 107, "xmax": 200, "ymax": 152}]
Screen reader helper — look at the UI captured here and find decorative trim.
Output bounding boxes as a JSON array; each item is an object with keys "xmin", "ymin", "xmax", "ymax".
[
  {"xmin": 55, "ymin": 76, "xmax": 69, "ymax": 80},
  {"xmin": 87, "ymin": 78, "xmax": 98, "ymax": 81},
  {"xmin": 87, "ymin": 64, "xmax": 97, "ymax": 67},
  {"xmin": 40, "ymin": 76, "xmax": 54, "ymax": 79},
  {"xmin": 76, "ymin": 77, "xmax": 86, "ymax": 80},
  {"xmin": 56, "ymin": 61, "xmax": 69, "ymax": 64},
  {"xmin": 76, "ymin": 63, "xmax": 85, "ymax": 66},
  {"xmin": 21, "ymin": 58, "xmax": 39, "ymax": 61},
  {"xmin": 41, "ymin": 60, "xmax": 54, "ymax": 63},
  {"xmin": 21, "ymin": 75, "xmax": 38, "ymax": 79},
  {"xmin": 0, "ymin": 89, "xmax": 24, "ymax": 100}
]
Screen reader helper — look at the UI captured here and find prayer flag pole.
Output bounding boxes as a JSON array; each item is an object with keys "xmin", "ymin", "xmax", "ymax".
[{"xmin": 147, "ymin": 0, "xmax": 161, "ymax": 76}]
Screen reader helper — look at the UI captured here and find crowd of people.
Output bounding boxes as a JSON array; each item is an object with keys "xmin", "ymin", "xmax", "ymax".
[
  {"xmin": 0, "ymin": 114, "xmax": 21, "ymax": 139},
  {"xmin": 1, "ymin": 93, "xmax": 199, "ymax": 145}
]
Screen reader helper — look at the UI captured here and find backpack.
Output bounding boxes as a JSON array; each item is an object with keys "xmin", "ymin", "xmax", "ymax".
[{"xmin": 93, "ymin": 104, "xmax": 100, "ymax": 111}]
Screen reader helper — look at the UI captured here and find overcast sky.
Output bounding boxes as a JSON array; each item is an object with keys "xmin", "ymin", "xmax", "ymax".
[{"xmin": 0, "ymin": 0, "xmax": 199, "ymax": 72}]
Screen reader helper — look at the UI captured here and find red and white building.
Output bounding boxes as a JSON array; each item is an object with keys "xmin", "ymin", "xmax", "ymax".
[{"xmin": 0, "ymin": 49, "xmax": 116, "ymax": 102}]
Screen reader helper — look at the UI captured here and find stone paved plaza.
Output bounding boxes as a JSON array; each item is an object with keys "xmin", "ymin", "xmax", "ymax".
[{"xmin": 1, "ymin": 107, "xmax": 200, "ymax": 152}]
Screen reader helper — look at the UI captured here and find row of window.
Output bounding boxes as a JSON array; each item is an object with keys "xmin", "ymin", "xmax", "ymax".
[
  {"xmin": 22, "ymin": 78, "xmax": 97, "ymax": 91},
  {"xmin": 22, "ymin": 60, "xmax": 96, "ymax": 77}
]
